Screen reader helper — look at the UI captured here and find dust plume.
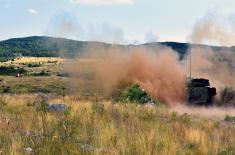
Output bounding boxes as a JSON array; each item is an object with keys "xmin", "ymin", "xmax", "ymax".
[
  {"xmin": 184, "ymin": 47, "xmax": 235, "ymax": 89},
  {"xmin": 170, "ymin": 104, "xmax": 235, "ymax": 120},
  {"xmin": 78, "ymin": 45, "xmax": 187, "ymax": 104},
  {"xmin": 189, "ymin": 13, "xmax": 235, "ymax": 46},
  {"xmin": 46, "ymin": 11, "xmax": 126, "ymax": 44},
  {"xmin": 187, "ymin": 13, "xmax": 235, "ymax": 90}
]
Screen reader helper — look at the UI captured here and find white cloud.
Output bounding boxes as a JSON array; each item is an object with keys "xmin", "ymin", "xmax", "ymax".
[
  {"xmin": 28, "ymin": 9, "xmax": 38, "ymax": 15},
  {"xmin": 45, "ymin": 12, "xmax": 167, "ymax": 45},
  {"xmin": 127, "ymin": 32, "xmax": 159, "ymax": 45},
  {"xmin": 70, "ymin": 0, "xmax": 134, "ymax": 5},
  {"xmin": 144, "ymin": 31, "xmax": 158, "ymax": 43},
  {"xmin": 45, "ymin": 12, "xmax": 126, "ymax": 44}
]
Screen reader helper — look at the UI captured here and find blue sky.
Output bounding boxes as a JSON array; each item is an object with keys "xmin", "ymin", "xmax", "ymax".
[{"xmin": 0, "ymin": 0, "xmax": 235, "ymax": 44}]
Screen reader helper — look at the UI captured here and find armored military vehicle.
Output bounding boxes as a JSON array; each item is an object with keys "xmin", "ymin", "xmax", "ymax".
[{"xmin": 187, "ymin": 78, "xmax": 216, "ymax": 106}]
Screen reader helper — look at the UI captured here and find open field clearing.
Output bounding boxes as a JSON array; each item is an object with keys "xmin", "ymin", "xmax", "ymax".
[
  {"xmin": 0, "ymin": 94, "xmax": 234, "ymax": 155},
  {"xmin": 0, "ymin": 76, "xmax": 66, "ymax": 94},
  {"xmin": 0, "ymin": 56, "xmax": 103, "ymax": 96},
  {"xmin": 1, "ymin": 57, "xmax": 97, "ymax": 66},
  {"xmin": 3, "ymin": 57, "xmax": 64, "ymax": 64},
  {"xmin": 0, "ymin": 57, "xmax": 99, "ymax": 95}
]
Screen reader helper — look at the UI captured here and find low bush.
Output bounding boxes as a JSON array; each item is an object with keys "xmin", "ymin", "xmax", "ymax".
[
  {"xmin": 224, "ymin": 115, "xmax": 235, "ymax": 122},
  {"xmin": 114, "ymin": 84, "xmax": 158, "ymax": 104},
  {"xmin": 57, "ymin": 72, "xmax": 70, "ymax": 77},
  {"xmin": 31, "ymin": 70, "xmax": 50, "ymax": 76},
  {"xmin": 218, "ymin": 87, "xmax": 235, "ymax": 107},
  {"xmin": 27, "ymin": 63, "xmax": 41, "ymax": 67},
  {"xmin": 0, "ymin": 57, "xmax": 15, "ymax": 62},
  {"xmin": 0, "ymin": 66, "xmax": 27, "ymax": 75}
]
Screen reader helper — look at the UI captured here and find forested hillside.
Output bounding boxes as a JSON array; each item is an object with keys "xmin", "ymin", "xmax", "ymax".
[{"xmin": 0, "ymin": 36, "xmax": 234, "ymax": 61}]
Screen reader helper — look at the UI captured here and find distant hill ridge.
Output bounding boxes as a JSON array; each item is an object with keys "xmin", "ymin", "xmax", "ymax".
[{"xmin": 0, "ymin": 36, "xmax": 234, "ymax": 60}]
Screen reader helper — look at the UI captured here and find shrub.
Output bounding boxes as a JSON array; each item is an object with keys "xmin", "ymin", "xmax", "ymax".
[
  {"xmin": 2, "ymin": 86, "xmax": 11, "ymax": 93},
  {"xmin": 31, "ymin": 70, "xmax": 50, "ymax": 76},
  {"xmin": 219, "ymin": 87, "xmax": 235, "ymax": 107},
  {"xmin": 0, "ymin": 57, "xmax": 15, "ymax": 62},
  {"xmin": 224, "ymin": 115, "xmax": 235, "ymax": 122},
  {"xmin": 0, "ymin": 66, "xmax": 27, "ymax": 75},
  {"xmin": 115, "ymin": 84, "xmax": 157, "ymax": 104},
  {"xmin": 27, "ymin": 63, "xmax": 41, "ymax": 67},
  {"xmin": 180, "ymin": 113, "xmax": 191, "ymax": 124},
  {"xmin": 57, "ymin": 73, "xmax": 70, "ymax": 77}
]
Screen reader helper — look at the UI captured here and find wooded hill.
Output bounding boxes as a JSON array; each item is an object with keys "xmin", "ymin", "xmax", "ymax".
[{"xmin": 0, "ymin": 36, "xmax": 234, "ymax": 61}]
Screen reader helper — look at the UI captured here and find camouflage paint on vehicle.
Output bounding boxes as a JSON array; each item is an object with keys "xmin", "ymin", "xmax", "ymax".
[{"xmin": 187, "ymin": 78, "xmax": 216, "ymax": 106}]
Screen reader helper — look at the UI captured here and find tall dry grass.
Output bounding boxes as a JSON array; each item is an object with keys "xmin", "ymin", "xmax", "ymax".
[{"xmin": 0, "ymin": 95, "xmax": 234, "ymax": 154}]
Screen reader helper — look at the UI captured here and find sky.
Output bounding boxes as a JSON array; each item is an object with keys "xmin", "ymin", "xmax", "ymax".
[{"xmin": 0, "ymin": 0, "xmax": 235, "ymax": 45}]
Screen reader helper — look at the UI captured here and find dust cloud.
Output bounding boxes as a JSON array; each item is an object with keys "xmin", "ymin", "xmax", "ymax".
[
  {"xmin": 184, "ymin": 47, "xmax": 235, "ymax": 90},
  {"xmin": 187, "ymin": 13, "xmax": 235, "ymax": 90},
  {"xmin": 68, "ymin": 45, "xmax": 187, "ymax": 104},
  {"xmin": 170, "ymin": 104, "xmax": 235, "ymax": 120},
  {"xmin": 63, "ymin": 12, "xmax": 235, "ymax": 108},
  {"xmin": 189, "ymin": 14, "xmax": 235, "ymax": 46}
]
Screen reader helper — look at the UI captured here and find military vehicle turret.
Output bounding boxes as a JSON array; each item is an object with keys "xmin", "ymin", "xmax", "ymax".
[{"xmin": 187, "ymin": 78, "xmax": 216, "ymax": 106}]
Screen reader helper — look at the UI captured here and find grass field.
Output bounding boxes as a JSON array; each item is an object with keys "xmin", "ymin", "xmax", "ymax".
[
  {"xmin": 0, "ymin": 57, "xmax": 234, "ymax": 154},
  {"xmin": 0, "ymin": 94, "xmax": 234, "ymax": 155},
  {"xmin": 3, "ymin": 57, "xmax": 63, "ymax": 64},
  {"xmin": 0, "ymin": 57, "xmax": 97, "ymax": 96}
]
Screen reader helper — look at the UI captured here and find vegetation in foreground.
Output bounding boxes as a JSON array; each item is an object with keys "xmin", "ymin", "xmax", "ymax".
[{"xmin": 0, "ymin": 94, "xmax": 234, "ymax": 155}]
